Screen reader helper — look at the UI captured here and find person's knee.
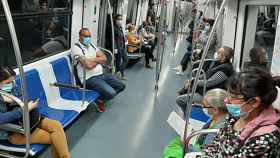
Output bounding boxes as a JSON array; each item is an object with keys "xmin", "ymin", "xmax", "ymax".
[
  {"xmin": 176, "ymin": 95, "xmax": 187, "ymax": 110},
  {"xmin": 44, "ymin": 119, "xmax": 63, "ymax": 132},
  {"xmin": 118, "ymin": 82, "xmax": 126, "ymax": 93},
  {"xmin": 104, "ymin": 89, "xmax": 117, "ymax": 100}
]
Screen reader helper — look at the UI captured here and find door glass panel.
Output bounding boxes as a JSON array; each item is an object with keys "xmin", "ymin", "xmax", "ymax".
[{"xmin": 241, "ymin": 5, "xmax": 279, "ymax": 71}]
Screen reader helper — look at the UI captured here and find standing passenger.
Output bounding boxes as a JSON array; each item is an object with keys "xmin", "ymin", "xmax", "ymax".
[
  {"xmin": 114, "ymin": 14, "xmax": 128, "ymax": 80},
  {"xmin": 71, "ymin": 28, "xmax": 125, "ymax": 113}
]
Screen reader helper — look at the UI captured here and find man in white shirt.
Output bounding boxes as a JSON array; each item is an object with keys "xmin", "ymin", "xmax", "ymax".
[{"xmin": 71, "ymin": 28, "xmax": 125, "ymax": 112}]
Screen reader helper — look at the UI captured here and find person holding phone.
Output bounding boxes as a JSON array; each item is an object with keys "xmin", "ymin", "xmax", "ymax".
[{"xmin": 0, "ymin": 66, "xmax": 70, "ymax": 158}]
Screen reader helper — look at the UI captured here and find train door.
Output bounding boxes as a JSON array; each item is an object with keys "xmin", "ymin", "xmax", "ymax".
[
  {"xmin": 97, "ymin": 0, "xmax": 109, "ymax": 47},
  {"xmin": 233, "ymin": 0, "xmax": 280, "ymax": 72}
]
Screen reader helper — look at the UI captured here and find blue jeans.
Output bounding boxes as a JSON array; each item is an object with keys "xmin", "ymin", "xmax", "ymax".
[
  {"xmin": 116, "ymin": 47, "xmax": 128, "ymax": 76},
  {"xmin": 86, "ymin": 73, "xmax": 125, "ymax": 101}
]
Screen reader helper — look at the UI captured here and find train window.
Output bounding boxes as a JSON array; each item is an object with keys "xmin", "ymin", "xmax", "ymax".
[
  {"xmin": 241, "ymin": 5, "xmax": 279, "ymax": 71},
  {"xmin": 0, "ymin": 1, "xmax": 72, "ymax": 68},
  {"xmin": 0, "ymin": 0, "xmax": 71, "ymax": 13}
]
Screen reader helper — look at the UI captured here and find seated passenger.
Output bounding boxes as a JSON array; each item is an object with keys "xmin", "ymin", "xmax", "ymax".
[
  {"xmin": 177, "ymin": 46, "xmax": 234, "ymax": 113},
  {"xmin": 192, "ymin": 88, "xmax": 229, "ymax": 151},
  {"xmin": 244, "ymin": 47, "xmax": 268, "ymax": 71},
  {"xmin": 163, "ymin": 89, "xmax": 228, "ymax": 157},
  {"xmin": 71, "ymin": 28, "xmax": 125, "ymax": 112},
  {"xmin": 199, "ymin": 67, "xmax": 280, "ymax": 158},
  {"xmin": 127, "ymin": 24, "xmax": 156, "ymax": 68},
  {"xmin": 0, "ymin": 66, "xmax": 70, "ymax": 158}
]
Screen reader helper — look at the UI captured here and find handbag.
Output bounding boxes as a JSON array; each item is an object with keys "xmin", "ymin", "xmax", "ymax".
[{"xmin": 19, "ymin": 109, "xmax": 42, "ymax": 132}]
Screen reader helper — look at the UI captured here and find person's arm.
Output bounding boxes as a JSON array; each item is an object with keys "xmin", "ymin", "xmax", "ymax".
[
  {"xmin": 72, "ymin": 46, "xmax": 101, "ymax": 70},
  {"xmin": 0, "ymin": 96, "xmax": 22, "ymax": 124},
  {"xmin": 0, "ymin": 107, "xmax": 22, "ymax": 124},
  {"xmin": 197, "ymin": 71, "xmax": 228, "ymax": 88}
]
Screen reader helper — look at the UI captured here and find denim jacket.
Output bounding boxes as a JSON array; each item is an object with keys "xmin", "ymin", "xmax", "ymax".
[{"xmin": 0, "ymin": 85, "xmax": 23, "ymax": 140}]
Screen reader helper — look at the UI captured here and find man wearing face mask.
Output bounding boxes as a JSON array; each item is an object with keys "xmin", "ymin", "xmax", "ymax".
[
  {"xmin": 71, "ymin": 28, "xmax": 126, "ymax": 113},
  {"xmin": 114, "ymin": 14, "xmax": 128, "ymax": 80}
]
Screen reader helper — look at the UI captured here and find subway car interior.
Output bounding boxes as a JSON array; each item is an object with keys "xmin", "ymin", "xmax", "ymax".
[{"xmin": 0, "ymin": 0, "xmax": 280, "ymax": 158}]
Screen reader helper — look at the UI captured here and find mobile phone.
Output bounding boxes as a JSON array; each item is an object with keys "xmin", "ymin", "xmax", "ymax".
[{"xmin": 34, "ymin": 98, "xmax": 40, "ymax": 102}]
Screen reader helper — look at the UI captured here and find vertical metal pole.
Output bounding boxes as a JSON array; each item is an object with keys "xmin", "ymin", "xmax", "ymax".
[
  {"xmin": 154, "ymin": 0, "xmax": 167, "ymax": 105},
  {"xmin": 107, "ymin": 0, "xmax": 116, "ymax": 74},
  {"xmin": 183, "ymin": 0, "xmax": 228, "ymax": 155},
  {"xmin": 1, "ymin": 0, "xmax": 31, "ymax": 157}
]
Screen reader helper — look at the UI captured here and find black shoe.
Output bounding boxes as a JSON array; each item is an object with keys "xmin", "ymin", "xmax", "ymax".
[
  {"xmin": 145, "ymin": 64, "xmax": 153, "ymax": 69},
  {"xmin": 152, "ymin": 58, "xmax": 157, "ymax": 62}
]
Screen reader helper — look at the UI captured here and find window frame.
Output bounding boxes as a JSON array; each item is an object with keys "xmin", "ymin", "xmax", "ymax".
[{"xmin": 0, "ymin": 0, "xmax": 73, "ymax": 68}]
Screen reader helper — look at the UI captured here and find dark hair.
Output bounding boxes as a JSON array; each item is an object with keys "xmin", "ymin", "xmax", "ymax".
[
  {"xmin": 222, "ymin": 46, "xmax": 234, "ymax": 63},
  {"xmin": 0, "ymin": 66, "xmax": 16, "ymax": 82},
  {"xmin": 208, "ymin": 19, "xmax": 215, "ymax": 26},
  {"xmin": 227, "ymin": 67, "xmax": 277, "ymax": 108},
  {"xmin": 249, "ymin": 47, "xmax": 266, "ymax": 64},
  {"xmin": 114, "ymin": 14, "xmax": 122, "ymax": 21},
  {"xmin": 79, "ymin": 28, "xmax": 90, "ymax": 36}
]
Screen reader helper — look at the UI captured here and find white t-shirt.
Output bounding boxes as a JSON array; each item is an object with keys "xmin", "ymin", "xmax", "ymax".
[{"xmin": 71, "ymin": 42, "xmax": 103, "ymax": 82}]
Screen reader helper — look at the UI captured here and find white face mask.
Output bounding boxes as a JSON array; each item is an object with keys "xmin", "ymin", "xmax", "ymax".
[
  {"xmin": 116, "ymin": 20, "xmax": 122, "ymax": 26},
  {"xmin": 213, "ymin": 52, "xmax": 219, "ymax": 60},
  {"xmin": 204, "ymin": 25, "xmax": 210, "ymax": 32},
  {"xmin": 203, "ymin": 109, "xmax": 211, "ymax": 117}
]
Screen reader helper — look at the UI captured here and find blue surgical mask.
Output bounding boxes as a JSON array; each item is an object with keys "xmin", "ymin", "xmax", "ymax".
[
  {"xmin": 0, "ymin": 83, "xmax": 14, "ymax": 93},
  {"xmin": 226, "ymin": 104, "xmax": 241, "ymax": 117},
  {"xmin": 83, "ymin": 37, "xmax": 92, "ymax": 46},
  {"xmin": 226, "ymin": 101, "xmax": 252, "ymax": 118}
]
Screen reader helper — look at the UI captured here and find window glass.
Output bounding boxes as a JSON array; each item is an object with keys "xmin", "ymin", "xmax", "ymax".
[
  {"xmin": 242, "ymin": 5, "xmax": 279, "ymax": 71},
  {"xmin": 0, "ymin": 0, "xmax": 71, "ymax": 14},
  {"xmin": 0, "ymin": 2, "xmax": 72, "ymax": 67}
]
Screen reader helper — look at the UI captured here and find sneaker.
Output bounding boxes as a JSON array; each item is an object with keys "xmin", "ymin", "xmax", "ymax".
[
  {"xmin": 145, "ymin": 64, "xmax": 153, "ymax": 69},
  {"xmin": 152, "ymin": 58, "xmax": 157, "ymax": 62},
  {"xmin": 176, "ymin": 71, "xmax": 184, "ymax": 75},
  {"xmin": 120, "ymin": 76, "xmax": 128, "ymax": 81},
  {"xmin": 170, "ymin": 65, "xmax": 181, "ymax": 71},
  {"xmin": 95, "ymin": 100, "xmax": 106, "ymax": 113}
]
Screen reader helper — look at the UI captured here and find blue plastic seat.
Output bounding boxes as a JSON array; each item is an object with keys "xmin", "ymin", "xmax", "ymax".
[
  {"xmin": 50, "ymin": 57, "xmax": 100, "ymax": 103},
  {"xmin": 190, "ymin": 106, "xmax": 210, "ymax": 123}
]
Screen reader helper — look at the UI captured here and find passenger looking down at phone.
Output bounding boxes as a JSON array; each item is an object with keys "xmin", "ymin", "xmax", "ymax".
[{"xmin": 0, "ymin": 66, "xmax": 70, "ymax": 158}]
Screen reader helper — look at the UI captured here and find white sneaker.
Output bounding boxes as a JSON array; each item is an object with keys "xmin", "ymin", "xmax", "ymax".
[
  {"xmin": 176, "ymin": 69, "xmax": 184, "ymax": 75},
  {"xmin": 170, "ymin": 65, "xmax": 181, "ymax": 71}
]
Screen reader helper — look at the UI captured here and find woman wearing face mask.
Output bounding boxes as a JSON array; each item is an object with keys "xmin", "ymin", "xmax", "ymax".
[
  {"xmin": 0, "ymin": 66, "xmax": 70, "ymax": 158},
  {"xmin": 199, "ymin": 67, "xmax": 280, "ymax": 158},
  {"xmin": 193, "ymin": 88, "xmax": 229, "ymax": 151},
  {"xmin": 163, "ymin": 89, "xmax": 228, "ymax": 157},
  {"xmin": 177, "ymin": 46, "xmax": 234, "ymax": 113}
]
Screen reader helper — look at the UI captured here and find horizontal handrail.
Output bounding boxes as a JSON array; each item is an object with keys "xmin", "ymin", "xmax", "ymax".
[{"xmin": 185, "ymin": 128, "xmax": 219, "ymax": 152}]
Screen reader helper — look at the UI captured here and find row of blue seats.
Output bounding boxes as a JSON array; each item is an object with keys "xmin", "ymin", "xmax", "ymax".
[{"xmin": 0, "ymin": 56, "xmax": 100, "ymax": 156}]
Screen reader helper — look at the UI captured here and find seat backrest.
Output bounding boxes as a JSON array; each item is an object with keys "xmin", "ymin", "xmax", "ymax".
[
  {"xmin": 15, "ymin": 70, "xmax": 48, "ymax": 109},
  {"xmin": 50, "ymin": 57, "xmax": 73, "ymax": 85}
]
